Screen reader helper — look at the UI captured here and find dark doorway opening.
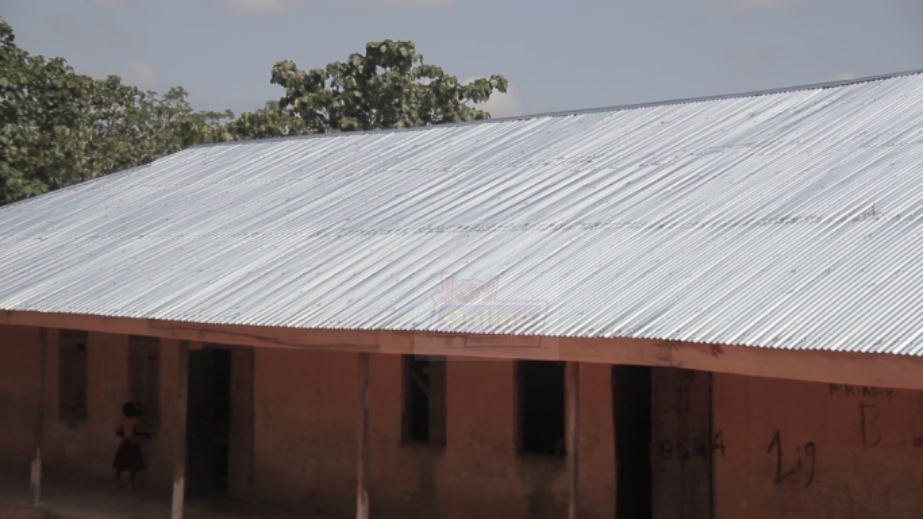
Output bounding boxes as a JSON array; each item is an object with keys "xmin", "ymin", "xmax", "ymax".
[
  {"xmin": 612, "ymin": 365, "xmax": 653, "ymax": 519},
  {"xmin": 613, "ymin": 366, "xmax": 714, "ymax": 519},
  {"xmin": 518, "ymin": 360, "xmax": 566, "ymax": 456},
  {"xmin": 186, "ymin": 348, "xmax": 232, "ymax": 497},
  {"xmin": 407, "ymin": 357, "xmax": 431, "ymax": 443},
  {"xmin": 402, "ymin": 355, "xmax": 447, "ymax": 447}
]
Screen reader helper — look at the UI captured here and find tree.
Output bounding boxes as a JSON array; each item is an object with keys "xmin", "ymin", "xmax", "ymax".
[
  {"xmin": 254, "ymin": 40, "xmax": 508, "ymax": 135},
  {"xmin": 224, "ymin": 101, "xmax": 306, "ymax": 140},
  {"xmin": 0, "ymin": 19, "xmax": 229, "ymax": 204},
  {"xmin": 1, "ymin": 19, "xmax": 508, "ymax": 203}
]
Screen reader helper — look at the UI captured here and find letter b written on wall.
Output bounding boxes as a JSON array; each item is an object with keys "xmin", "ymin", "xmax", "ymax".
[{"xmin": 59, "ymin": 330, "xmax": 88, "ymax": 426}]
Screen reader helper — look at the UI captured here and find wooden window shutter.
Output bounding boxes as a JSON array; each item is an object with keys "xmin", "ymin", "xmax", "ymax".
[
  {"xmin": 129, "ymin": 335, "xmax": 160, "ymax": 429},
  {"xmin": 59, "ymin": 330, "xmax": 88, "ymax": 425},
  {"xmin": 428, "ymin": 358, "xmax": 447, "ymax": 447}
]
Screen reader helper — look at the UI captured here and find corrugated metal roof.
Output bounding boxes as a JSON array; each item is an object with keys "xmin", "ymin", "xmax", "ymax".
[{"xmin": 2, "ymin": 71, "xmax": 923, "ymax": 355}]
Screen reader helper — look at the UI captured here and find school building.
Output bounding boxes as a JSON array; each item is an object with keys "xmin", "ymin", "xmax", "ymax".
[{"xmin": 1, "ymin": 70, "xmax": 923, "ymax": 518}]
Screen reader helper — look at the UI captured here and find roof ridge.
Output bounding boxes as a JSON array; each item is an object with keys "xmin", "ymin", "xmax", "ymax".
[{"xmin": 191, "ymin": 67, "xmax": 923, "ymax": 149}]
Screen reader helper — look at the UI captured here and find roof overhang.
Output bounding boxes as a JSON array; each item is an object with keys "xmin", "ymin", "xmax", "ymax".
[{"xmin": 4, "ymin": 309, "xmax": 922, "ymax": 390}]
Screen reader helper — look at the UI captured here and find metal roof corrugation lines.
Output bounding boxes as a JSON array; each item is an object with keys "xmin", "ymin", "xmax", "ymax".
[{"xmin": 1, "ymin": 71, "xmax": 923, "ymax": 355}]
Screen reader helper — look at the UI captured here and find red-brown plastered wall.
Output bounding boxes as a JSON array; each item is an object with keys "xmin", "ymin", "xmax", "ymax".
[{"xmin": 714, "ymin": 374, "xmax": 923, "ymax": 519}]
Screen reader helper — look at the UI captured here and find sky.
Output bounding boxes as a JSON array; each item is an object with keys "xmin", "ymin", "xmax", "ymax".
[{"xmin": 2, "ymin": 0, "xmax": 921, "ymax": 118}]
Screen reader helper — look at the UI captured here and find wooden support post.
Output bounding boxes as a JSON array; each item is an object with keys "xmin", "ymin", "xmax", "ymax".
[
  {"xmin": 171, "ymin": 341, "xmax": 190, "ymax": 519},
  {"xmin": 356, "ymin": 352, "xmax": 370, "ymax": 519},
  {"xmin": 30, "ymin": 328, "xmax": 47, "ymax": 506},
  {"xmin": 566, "ymin": 361, "xmax": 580, "ymax": 519}
]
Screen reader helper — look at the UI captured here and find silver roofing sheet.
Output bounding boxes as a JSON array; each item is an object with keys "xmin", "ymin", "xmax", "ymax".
[{"xmin": 1, "ymin": 71, "xmax": 923, "ymax": 355}]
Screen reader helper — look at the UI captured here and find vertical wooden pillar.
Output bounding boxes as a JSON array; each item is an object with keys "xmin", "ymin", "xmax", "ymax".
[
  {"xmin": 566, "ymin": 361, "xmax": 580, "ymax": 519},
  {"xmin": 356, "ymin": 352, "xmax": 370, "ymax": 519},
  {"xmin": 31, "ymin": 328, "xmax": 47, "ymax": 506},
  {"xmin": 171, "ymin": 341, "xmax": 190, "ymax": 519}
]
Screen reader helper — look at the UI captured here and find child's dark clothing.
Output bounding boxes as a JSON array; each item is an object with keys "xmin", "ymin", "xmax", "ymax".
[{"xmin": 113, "ymin": 416, "xmax": 146, "ymax": 471}]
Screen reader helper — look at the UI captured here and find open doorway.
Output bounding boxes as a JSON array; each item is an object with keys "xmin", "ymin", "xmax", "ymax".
[
  {"xmin": 185, "ymin": 346, "xmax": 254, "ymax": 499},
  {"xmin": 612, "ymin": 366, "xmax": 713, "ymax": 519}
]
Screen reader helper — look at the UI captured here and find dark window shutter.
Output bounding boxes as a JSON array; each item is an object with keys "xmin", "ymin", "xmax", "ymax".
[
  {"xmin": 428, "ymin": 359, "xmax": 447, "ymax": 447},
  {"xmin": 129, "ymin": 335, "xmax": 160, "ymax": 429},
  {"xmin": 59, "ymin": 330, "xmax": 88, "ymax": 425}
]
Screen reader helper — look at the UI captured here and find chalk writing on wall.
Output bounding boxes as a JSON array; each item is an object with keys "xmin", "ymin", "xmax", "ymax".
[
  {"xmin": 767, "ymin": 430, "xmax": 816, "ymax": 488},
  {"xmin": 658, "ymin": 431, "xmax": 726, "ymax": 461},
  {"xmin": 859, "ymin": 402, "xmax": 882, "ymax": 448},
  {"xmin": 828, "ymin": 384, "xmax": 894, "ymax": 400},
  {"xmin": 853, "ymin": 397, "xmax": 923, "ymax": 449}
]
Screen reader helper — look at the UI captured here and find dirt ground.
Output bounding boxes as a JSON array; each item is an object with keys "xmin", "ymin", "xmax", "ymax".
[{"xmin": 0, "ymin": 465, "xmax": 338, "ymax": 519}]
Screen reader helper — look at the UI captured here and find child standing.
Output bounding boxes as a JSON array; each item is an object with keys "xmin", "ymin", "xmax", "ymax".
[{"xmin": 113, "ymin": 401, "xmax": 151, "ymax": 490}]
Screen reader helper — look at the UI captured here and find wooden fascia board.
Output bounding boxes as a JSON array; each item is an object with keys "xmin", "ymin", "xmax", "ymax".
[{"xmin": 3, "ymin": 310, "xmax": 922, "ymax": 390}]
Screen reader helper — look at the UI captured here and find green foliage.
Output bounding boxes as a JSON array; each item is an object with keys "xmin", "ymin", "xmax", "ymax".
[
  {"xmin": 265, "ymin": 40, "xmax": 508, "ymax": 133},
  {"xmin": 224, "ymin": 101, "xmax": 306, "ymax": 140},
  {"xmin": 0, "ymin": 20, "xmax": 508, "ymax": 204},
  {"xmin": 0, "ymin": 19, "xmax": 229, "ymax": 204}
]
